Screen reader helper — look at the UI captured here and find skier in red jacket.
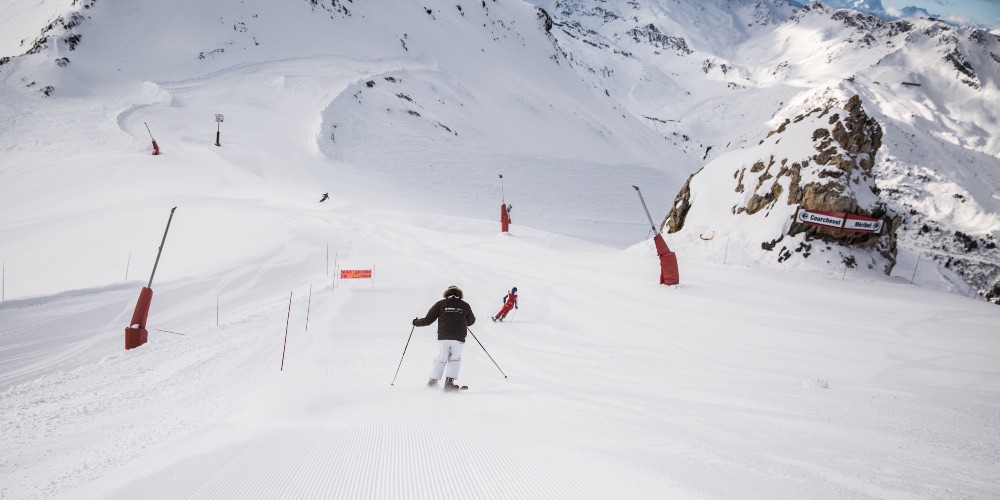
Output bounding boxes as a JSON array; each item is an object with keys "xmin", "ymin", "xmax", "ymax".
[{"xmin": 491, "ymin": 287, "xmax": 518, "ymax": 322}]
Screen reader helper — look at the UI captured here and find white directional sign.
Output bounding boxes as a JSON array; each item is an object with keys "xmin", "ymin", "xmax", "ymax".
[{"xmin": 795, "ymin": 207, "xmax": 883, "ymax": 233}]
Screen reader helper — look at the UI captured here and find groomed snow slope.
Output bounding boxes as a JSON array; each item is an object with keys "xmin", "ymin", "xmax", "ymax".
[{"xmin": 1, "ymin": 0, "xmax": 999, "ymax": 499}]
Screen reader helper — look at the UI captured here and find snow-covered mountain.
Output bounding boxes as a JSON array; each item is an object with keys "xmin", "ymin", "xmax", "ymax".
[
  {"xmin": 3, "ymin": 0, "xmax": 998, "ymax": 301},
  {"xmin": 530, "ymin": 0, "xmax": 1000, "ymax": 302},
  {"xmin": 819, "ymin": 0, "xmax": 888, "ymax": 19}
]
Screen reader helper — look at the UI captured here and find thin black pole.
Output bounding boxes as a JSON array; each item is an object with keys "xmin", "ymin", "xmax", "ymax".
[
  {"xmin": 148, "ymin": 207, "xmax": 177, "ymax": 289},
  {"xmin": 280, "ymin": 291, "xmax": 293, "ymax": 371},
  {"xmin": 390, "ymin": 326, "xmax": 416, "ymax": 386},
  {"xmin": 305, "ymin": 284, "xmax": 313, "ymax": 332},
  {"xmin": 151, "ymin": 328, "xmax": 185, "ymax": 335},
  {"xmin": 468, "ymin": 328, "xmax": 508, "ymax": 379}
]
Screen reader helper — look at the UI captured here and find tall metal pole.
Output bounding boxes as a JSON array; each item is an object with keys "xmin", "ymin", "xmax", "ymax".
[
  {"xmin": 499, "ymin": 174, "xmax": 505, "ymax": 205},
  {"xmin": 148, "ymin": 207, "xmax": 177, "ymax": 289},
  {"xmin": 632, "ymin": 185, "xmax": 656, "ymax": 233},
  {"xmin": 214, "ymin": 114, "xmax": 223, "ymax": 147}
]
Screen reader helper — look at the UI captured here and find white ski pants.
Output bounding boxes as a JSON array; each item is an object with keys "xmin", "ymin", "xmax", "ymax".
[{"xmin": 430, "ymin": 339, "xmax": 464, "ymax": 381}]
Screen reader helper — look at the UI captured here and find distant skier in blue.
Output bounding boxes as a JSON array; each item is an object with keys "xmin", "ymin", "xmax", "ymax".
[{"xmin": 319, "ymin": 193, "xmax": 329, "ymax": 202}]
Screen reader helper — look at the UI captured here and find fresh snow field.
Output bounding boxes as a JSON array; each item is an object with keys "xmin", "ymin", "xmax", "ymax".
[{"xmin": 1, "ymin": 1, "xmax": 999, "ymax": 499}]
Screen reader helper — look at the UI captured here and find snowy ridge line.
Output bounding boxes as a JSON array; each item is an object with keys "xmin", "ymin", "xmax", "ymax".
[{"xmin": 0, "ymin": 282, "xmax": 136, "ymax": 311}]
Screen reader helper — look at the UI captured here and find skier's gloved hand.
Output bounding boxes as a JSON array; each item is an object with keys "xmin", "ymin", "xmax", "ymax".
[{"xmin": 412, "ymin": 318, "xmax": 419, "ymax": 326}]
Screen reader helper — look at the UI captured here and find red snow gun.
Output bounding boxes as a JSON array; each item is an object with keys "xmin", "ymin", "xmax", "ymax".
[
  {"xmin": 145, "ymin": 122, "xmax": 160, "ymax": 156},
  {"xmin": 125, "ymin": 207, "xmax": 176, "ymax": 349}
]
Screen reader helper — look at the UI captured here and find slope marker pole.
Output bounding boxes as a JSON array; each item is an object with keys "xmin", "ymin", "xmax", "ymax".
[
  {"xmin": 305, "ymin": 284, "xmax": 313, "ymax": 332},
  {"xmin": 125, "ymin": 251, "xmax": 131, "ymax": 281},
  {"xmin": 280, "ymin": 291, "xmax": 293, "ymax": 371}
]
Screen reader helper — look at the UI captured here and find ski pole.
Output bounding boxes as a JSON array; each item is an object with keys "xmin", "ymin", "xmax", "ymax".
[
  {"xmin": 468, "ymin": 328, "xmax": 508, "ymax": 379},
  {"xmin": 390, "ymin": 325, "xmax": 416, "ymax": 386}
]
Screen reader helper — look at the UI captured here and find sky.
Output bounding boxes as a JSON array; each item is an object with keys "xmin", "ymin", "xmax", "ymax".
[
  {"xmin": 1, "ymin": 0, "xmax": 999, "ymax": 498},
  {"xmin": 884, "ymin": 0, "xmax": 1000, "ymax": 28}
]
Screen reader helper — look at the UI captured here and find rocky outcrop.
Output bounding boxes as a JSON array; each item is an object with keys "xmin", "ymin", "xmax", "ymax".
[
  {"xmin": 625, "ymin": 24, "xmax": 693, "ymax": 55},
  {"xmin": 664, "ymin": 94, "xmax": 901, "ymax": 274},
  {"xmin": 783, "ymin": 96, "xmax": 900, "ymax": 267}
]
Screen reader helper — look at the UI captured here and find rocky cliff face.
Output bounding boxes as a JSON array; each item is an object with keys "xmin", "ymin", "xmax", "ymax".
[{"xmin": 664, "ymin": 94, "xmax": 901, "ymax": 274}]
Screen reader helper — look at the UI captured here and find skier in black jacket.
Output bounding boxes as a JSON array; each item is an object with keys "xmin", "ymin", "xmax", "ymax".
[{"xmin": 413, "ymin": 285, "xmax": 476, "ymax": 391}]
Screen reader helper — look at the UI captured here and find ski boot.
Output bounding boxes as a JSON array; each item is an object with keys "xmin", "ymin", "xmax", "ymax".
[{"xmin": 444, "ymin": 377, "xmax": 467, "ymax": 392}]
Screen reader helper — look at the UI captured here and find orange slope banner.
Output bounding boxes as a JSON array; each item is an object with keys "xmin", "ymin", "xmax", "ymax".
[{"xmin": 340, "ymin": 269, "xmax": 373, "ymax": 279}]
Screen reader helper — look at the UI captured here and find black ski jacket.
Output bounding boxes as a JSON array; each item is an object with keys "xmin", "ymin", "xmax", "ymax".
[{"xmin": 413, "ymin": 296, "xmax": 476, "ymax": 342}]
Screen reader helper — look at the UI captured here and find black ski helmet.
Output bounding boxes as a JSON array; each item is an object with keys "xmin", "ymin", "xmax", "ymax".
[
  {"xmin": 444, "ymin": 285, "xmax": 463, "ymax": 299},
  {"xmin": 511, "ymin": 286, "xmax": 517, "ymax": 293}
]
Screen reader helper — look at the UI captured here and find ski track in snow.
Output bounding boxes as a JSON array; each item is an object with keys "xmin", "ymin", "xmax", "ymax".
[{"xmin": 102, "ymin": 422, "xmax": 697, "ymax": 499}]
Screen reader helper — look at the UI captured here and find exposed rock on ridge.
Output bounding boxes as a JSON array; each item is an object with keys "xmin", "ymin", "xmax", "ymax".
[{"xmin": 665, "ymin": 95, "xmax": 901, "ymax": 273}]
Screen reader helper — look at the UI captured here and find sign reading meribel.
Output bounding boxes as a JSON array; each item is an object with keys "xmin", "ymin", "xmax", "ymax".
[{"xmin": 795, "ymin": 207, "xmax": 883, "ymax": 233}]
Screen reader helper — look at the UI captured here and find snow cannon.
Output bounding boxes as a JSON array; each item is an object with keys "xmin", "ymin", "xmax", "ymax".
[
  {"xmin": 144, "ymin": 122, "xmax": 160, "ymax": 156},
  {"xmin": 125, "ymin": 287, "xmax": 152, "ymax": 349},
  {"xmin": 124, "ymin": 207, "xmax": 177, "ymax": 350},
  {"xmin": 654, "ymin": 234, "xmax": 680, "ymax": 286},
  {"xmin": 500, "ymin": 203, "xmax": 510, "ymax": 233},
  {"xmin": 632, "ymin": 185, "xmax": 679, "ymax": 286}
]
